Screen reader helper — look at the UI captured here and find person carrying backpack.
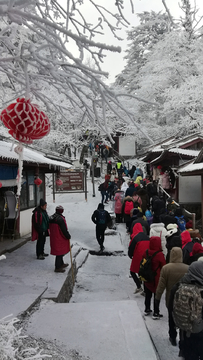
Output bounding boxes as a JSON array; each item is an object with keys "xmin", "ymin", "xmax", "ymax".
[
  {"xmin": 128, "ymin": 223, "xmax": 149, "ymax": 295},
  {"xmin": 169, "ymin": 261, "xmax": 203, "ymax": 359},
  {"xmin": 140, "ymin": 236, "xmax": 166, "ymax": 319},
  {"xmin": 155, "ymin": 247, "xmax": 188, "ymax": 347},
  {"xmin": 174, "ymin": 207, "xmax": 187, "ymax": 233},
  {"xmin": 98, "ymin": 179, "xmax": 109, "ymax": 204},
  {"xmin": 91, "ymin": 203, "xmax": 112, "ymax": 251}
]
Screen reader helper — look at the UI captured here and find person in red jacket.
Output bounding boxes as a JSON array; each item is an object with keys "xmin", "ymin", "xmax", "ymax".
[
  {"xmin": 128, "ymin": 223, "xmax": 149, "ymax": 295},
  {"xmin": 49, "ymin": 205, "xmax": 71, "ymax": 273},
  {"xmin": 142, "ymin": 236, "xmax": 166, "ymax": 319}
]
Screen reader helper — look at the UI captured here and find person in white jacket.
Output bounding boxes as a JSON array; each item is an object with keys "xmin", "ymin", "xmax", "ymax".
[{"xmin": 149, "ymin": 215, "xmax": 168, "ymax": 258}]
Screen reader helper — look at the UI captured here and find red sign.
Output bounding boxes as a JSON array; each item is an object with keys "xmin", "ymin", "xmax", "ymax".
[{"xmin": 55, "ymin": 171, "xmax": 84, "ymax": 192}]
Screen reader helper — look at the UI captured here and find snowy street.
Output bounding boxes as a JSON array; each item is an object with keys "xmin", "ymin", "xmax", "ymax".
[{"xmin": 0, "ymin": 178, "xmax": 180, "ymax": 360}]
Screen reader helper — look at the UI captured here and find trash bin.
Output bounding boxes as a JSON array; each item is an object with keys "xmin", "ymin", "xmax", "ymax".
[{"xmin": 90, "ymin": 167, "xmax": 101, "ymax": 177}]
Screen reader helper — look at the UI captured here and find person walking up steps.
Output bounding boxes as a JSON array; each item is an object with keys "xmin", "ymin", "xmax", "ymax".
[
  {"xmin": 155, "ymin": 247, "xmax": 188, "ymax": 347},
  {"xmin": 91, "ymin": 203, "xmax": 112, "ymax": 251},
  {"xmin": 140, "ymin": 236, "xmax": 166, "ymax": 319}
]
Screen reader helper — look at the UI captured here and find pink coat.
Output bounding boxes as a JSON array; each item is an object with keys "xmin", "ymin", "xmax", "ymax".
[
  {"xmin": 162, "ymin": 172, "xmax": 170, "ymax": 189},
  {"xmin": 114, "ymin": 191, "xmax": 124, "ymax": 214}
]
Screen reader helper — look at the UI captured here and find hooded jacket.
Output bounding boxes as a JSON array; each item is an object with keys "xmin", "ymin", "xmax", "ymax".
[
  {"xmin": 128, "ymin": 223, "xmax": 149, "ymax": 273},
  {"xmin": 189, "ymin": 243, "xmax": 203, "ymax": 264},
  {"xmin": 181, "ymin": 231, "xmax": 194, "ymax": 264},
  {"xmin": 122, "ymin": 196, "xmax": 135, "ymax": 222},
  {"xmin": 168, "ymin": 261, "xmax": 203, "ymax": 340},
  {"xmin": 125, "ymin": 183, "xmax": 136, "ymax": 197},
  {"xmin": 166, "ymin": 235, "xmax": 182, "ymax": 263},
  {"xmin": 130, "ymin": 217, "xmax": 150, "ymax": 235},
  {"xmin": 149, "ymin": 222, "xmax": 168, "ymax": 257},
  {"xmin": 114, "ymin": 190, "xmax": 124, "ymax": 214},
  {"xmin": 142, "ymin": 236, "xmax": 166, "ymax": 293},
  {"xmin": 155, "ymin": 247, "xmax": 189, "ymax": 307}
]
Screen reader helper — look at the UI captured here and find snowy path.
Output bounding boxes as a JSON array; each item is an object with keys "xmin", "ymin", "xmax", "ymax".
[{"xmin": 1, "ymin": 177, "xmax": 180, "ymax": 359}]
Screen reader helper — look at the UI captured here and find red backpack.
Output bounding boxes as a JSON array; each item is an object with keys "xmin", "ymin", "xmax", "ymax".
[{"xmin": 124, "ymin": 201, "xmax": 134, "ymax": 215}]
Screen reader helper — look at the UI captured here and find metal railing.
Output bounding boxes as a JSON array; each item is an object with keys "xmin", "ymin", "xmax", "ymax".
[{"xmin": 158, "ymin": 185, "xmax": 196, "ymax": 230}]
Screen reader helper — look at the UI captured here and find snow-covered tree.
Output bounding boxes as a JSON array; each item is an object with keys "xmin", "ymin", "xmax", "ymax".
[
  {"xmin": 115, "ymin": 0, "xmax": 203, "ymax": 142},
  {"xmin": 0, "ymin": 0, "xmax": 140, "ymax": 147}
]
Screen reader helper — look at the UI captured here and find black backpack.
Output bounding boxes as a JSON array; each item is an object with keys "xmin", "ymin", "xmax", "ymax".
[
  {"xmin": 98, "ymin": 183, "xmax": 104, "ymax": 191},
  {"xmin": 98, "ymin": 210, "xmax": 106, "ymax": 225},
  {"xmin": 139, "ymin": 250, "xmax": 159, "ymax": 282}
]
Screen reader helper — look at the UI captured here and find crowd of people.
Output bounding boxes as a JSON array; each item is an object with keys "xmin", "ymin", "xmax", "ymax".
[
  {"xmin": 98, "ymin": 160, "xmax": 203, "ymax": 360},
  {"xmin": 32, "ymin": 159, "xmax": 203, "ymax": 359}
]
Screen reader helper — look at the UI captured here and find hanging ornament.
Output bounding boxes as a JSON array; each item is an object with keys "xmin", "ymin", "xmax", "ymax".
[
  {"xmin": 56, "ymin": 178, "xmax": 63, "ymax": 186},
  {"xmin": 34, "ymin": 177, "xmax": 42, "ymax": 187},
  {"xmin": 0, "ymin": 182, "xmax": 2, "ymax": 188},
  {"xmin": 0, "ymin": 98, "xmax": 50, "ymax": 144},
  {"xmin": 0, "ymin": 96, "xmax": 50, "ymax": 196}
]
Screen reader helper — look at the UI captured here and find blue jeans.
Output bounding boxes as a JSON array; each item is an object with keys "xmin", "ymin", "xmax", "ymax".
[{"xmin": 101, "ymin": 190, "xmax": 108, "ymax": 204}]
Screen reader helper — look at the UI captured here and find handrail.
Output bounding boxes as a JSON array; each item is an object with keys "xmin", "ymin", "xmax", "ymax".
[
  {"xmin": 158, "ymin": 184, "xmax": 196, "ymax": 230},
  {"xmin": 111, "ymin": 148, "xmax": 126, "ymax": 163}
]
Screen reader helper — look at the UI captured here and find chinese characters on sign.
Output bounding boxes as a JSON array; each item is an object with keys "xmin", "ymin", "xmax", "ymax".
[{"xmin": 55, "ymin": 171, "xmax": 84, "ymax": 192}]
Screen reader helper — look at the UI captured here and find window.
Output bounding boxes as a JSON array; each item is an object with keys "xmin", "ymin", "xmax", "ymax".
[{"xmin": 20, "ymin": 170, "xmax": 45, "ymax": 210}]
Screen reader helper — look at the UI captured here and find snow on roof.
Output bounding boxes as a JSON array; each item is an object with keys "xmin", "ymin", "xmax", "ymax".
[
  {"xmin": 0, "ymin": 141, "xmax": 72, "ymax": 169},
  {"xmin": 144, "ymin": 133, "xmax": 203, "ymax": 154},
  {"xmin": 179, "ymin": 162, "xmax": 203, "ymax": 173},
  {"xmin": 168, "ymin": 148, "xmax": 200, "ymax": 157}
]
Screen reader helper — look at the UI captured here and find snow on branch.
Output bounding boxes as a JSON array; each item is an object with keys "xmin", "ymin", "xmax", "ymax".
[{"xmin": 0, "ymin": 0, "xmax": 155, "ymax": 143}]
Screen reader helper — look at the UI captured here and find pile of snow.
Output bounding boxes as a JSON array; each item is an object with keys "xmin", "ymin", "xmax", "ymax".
[{"xmin": 0, "ymin": 316, "xmax": 51, "ymax": 359}]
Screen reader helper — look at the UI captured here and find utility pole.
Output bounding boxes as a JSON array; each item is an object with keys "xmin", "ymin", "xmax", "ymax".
[{"xmin": 91, "ymin": 150, "xmax": 96, "ymax": 197}]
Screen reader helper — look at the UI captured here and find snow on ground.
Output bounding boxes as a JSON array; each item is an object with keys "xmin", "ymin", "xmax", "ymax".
[{"xmin": 1, "ymin": 173, "xmax": 181, "ymax": 359}]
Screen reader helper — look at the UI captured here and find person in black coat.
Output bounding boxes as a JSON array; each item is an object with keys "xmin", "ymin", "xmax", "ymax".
[
  {"xmin": 165, "ymin": 225, "xmax": 181, "ymax": 263},
  {"xmin": 137, "ymin": 187, "xmax": 149, "ymax": 213},
  {"xmin": 130, "ymin": 212, "xmax": 150, "ymax": 235},
  {"xmin": 128, "ymin": 165, "xmax": 136, "ymax": 179},
  {"xmin": 107, "ymin": 161, "xmax": 112, "ymax": 175},
  {"xmin": 189, "ymin": 242, "xmax": 203, "ymax": 264},
  {"xmin": 151, "ymin": 195, "xmax": 166, "ymax": 218},
  {"xmin": 91, "ymin": 203, "xmax": 112, "ymax": 251},
  {"xmin": 32, "ymin": 199, "xmax": 49, "ymax": 260},
  {"xmin": 125, "ymin": 182, "xmax": 136, "ymax": 197}
]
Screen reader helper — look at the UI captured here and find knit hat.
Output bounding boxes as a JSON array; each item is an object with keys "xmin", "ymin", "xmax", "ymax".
[
  {"xmin": 56, "ymin": 205, "xmax": 64, "ymax": 214},
  {"xmin": 40, "ymin": 198, "xmax": 47, "ymax": 207}
]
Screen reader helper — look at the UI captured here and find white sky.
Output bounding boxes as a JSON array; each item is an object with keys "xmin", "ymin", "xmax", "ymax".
[{"xmin": 61, "ymin": 1, "xmax": 203, "ymax": 82}]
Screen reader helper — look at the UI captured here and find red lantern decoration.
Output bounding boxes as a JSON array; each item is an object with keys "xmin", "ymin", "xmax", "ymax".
[
  {"xmin": 0, "ymin": 98, "xmax": 50, "ymax": 144},
  {"xmin": 34, "ymin": 177, "xmax": 42, "ymax": 187},
  {"xmin": 56, "ymin": 178, "xmax": 63, "ymax": 186},
  {"xmin": 0, "ymin": 182, "xmax": 2, "ymax": 188}
]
